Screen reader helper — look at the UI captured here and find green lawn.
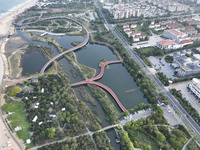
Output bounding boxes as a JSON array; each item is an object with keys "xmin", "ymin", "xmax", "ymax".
[
  {"xmin": 131, "ymin": 25, "xmax": 151, "ymax": 36},
  {"xmin": 186, "ymin": 139, "xmax": 200, "ymax": 150},
  {"xmin": 134, "ymin": 131, "xmax": 160, "ymax": 150},
  {"xmin": 138, "ymin": 47, "xmax": 156, "ymax": 55},
  {"xmin": 136, "ymin": 46, "xmax": 164, "ymax": 57},
  {"xmin": 2, "ymin": 101, "xmax": 31, "ymax": 142}
]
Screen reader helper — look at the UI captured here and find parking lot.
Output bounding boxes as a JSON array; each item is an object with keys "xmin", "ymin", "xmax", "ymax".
[
  {"xmin": 168, "ymin": 81, "xmax": 200, "ymax": 115},
  {"xmin": 148, "ymin": 56, "xmax": 177, "ymax": 79}
]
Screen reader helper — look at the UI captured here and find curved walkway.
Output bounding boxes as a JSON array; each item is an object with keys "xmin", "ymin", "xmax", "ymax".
[
  {"xmin": 182, "ymin": 138, "xmax": 192, "ymax": 150},
  {"xmin": 92, "ymin": 60, "xmax": 121, "ymax": 80},
  {"xmin": 38, "ymin": 17, "xmax": 89, "ymax": 75},
  {"xmin": 16, "ymin": 15, "xmax": 127, "ymax": 112},
  {"xmin": 71, "ymin": 60, "xmax": 127, "ymax": 112},
  {"xmin": 13, "ymin": 15, "xmax": 89, "ymax": 75}
]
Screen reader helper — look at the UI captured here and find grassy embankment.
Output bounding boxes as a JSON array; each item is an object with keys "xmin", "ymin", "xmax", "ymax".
[{"xmin": 2, "ymin": 101, "xmax": 34, "ymax": 148}]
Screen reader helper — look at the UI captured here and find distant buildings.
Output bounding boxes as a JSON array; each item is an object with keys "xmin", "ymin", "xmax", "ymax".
[
  {"xmin": 147, "ymin": 0, "xmax": 190, "ymax": 12},
  {"xmin": 122, "ymin": 24, "xmax": 147, "ymax": 42},
  {"xmin": 103, "ymin": 1, "xmax": 168, "ymax": 20},
  {"xmin": 189, "ymin": 78, "xmax": 200, "ymax": 98}
]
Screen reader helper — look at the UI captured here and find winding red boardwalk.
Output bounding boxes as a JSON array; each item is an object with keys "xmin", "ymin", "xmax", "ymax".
[
  {"xmin": 92, "ymin": 60, "xmax": 122, "ymax": 81},
  {"xmin": 39, "ymin": 17, "xmax": 89, "ymax": 76},
  {"xmin": 40, "ymin": 31, "xmax": 89, "ymax": 75},
  {"xmin": 34, "ymin": 16, "xmax": 126, "ymax": 112},
  {"xmin": 71, "ymin": 60, "xmax": 127, "ymax": 112}
]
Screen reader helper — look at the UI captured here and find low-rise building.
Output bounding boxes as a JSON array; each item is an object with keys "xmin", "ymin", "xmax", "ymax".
[
  {"xmin": 32, "ymin": 116, "xmax": 38, "ymax": 122},
  {"xmin": 14, "ymin": 126, "xmax": 22, "ymax": 132},
  {"xmin": 156, "ymin": 39, "xmax": 178, "ymax": 49},
  {"xmin": 189, "ymin": 78, "xmax": 200, "ymax": 98},
  {"xmin": 133, "ymin": 36, "xmax": 140, "ymax": 42},
  {"xmin": 126, "ymin": 30, "xmax": 132, "ymax": 37},
  {"xmin": 49, "ymin": 114, "xmax": 57, "ymax": 118},
  {"xmin": 179, "ymin": 40, "xmax": 193, "ymax": 47},
  {"xmin": 32, "ymin": 77, "xmax": 38, "ymax": 83},
  {"xmin": 172, "ymin": 53, "xmax": 200, "ymax": 77},
  {"xmin": 191, "ymin": 34, "xmax": 200, "ymax": 41},
  {"xmin": 131, "ymin": 24, "xmax": 137, "ymax": 28},
  {"xmin": 157, "ymin": 99, "xmax": 164, "ymax": 106},
  {"xmin": 123, "ymin": 24, "xmax": 129, "ymax": 28},
  {"xmin": 38, "ymin": 122, "xmax": 43, "ymax": 125},
  {"xmin": 163, "ymin": 29, "xmax": 187, "ymax": 43}
]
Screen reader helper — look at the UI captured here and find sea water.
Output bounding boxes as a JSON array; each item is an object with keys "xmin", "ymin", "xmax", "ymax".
[{"xmin": 0, "ymin": 0, "xmax": 29, "ymax": 19}]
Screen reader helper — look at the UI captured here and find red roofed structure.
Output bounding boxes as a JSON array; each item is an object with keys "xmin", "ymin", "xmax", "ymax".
[
  {"xmin": 180, "ymin": 40, "xmax": 193, "ymax": 46},
  {"xmin": 130, "ymin": 32, "xmax": 135, "ymax": 37},
  {"xmin": 123, "ymin": 24, "xmax": 129, "ymax": 28},
  {"xmin": 131, "ymin": 24, "xmax": 137, "ymax": 28},
  {"xmin": 163, "ymin": 29, "xmax": 187, "ymax": 43},
  {"xmin": 125, "ymin": 30, "xmax": 132, "ymax": 36},
  {"xmin": 167, "ymin": 29, "xmax": 186, "ymax": 37},
  {"xmin": 156, "ymin": 39, "xmax": 177, "ymax": 49},
  {"xmin": 124, "ymin": 27, "xmax": 130, "ymax": 31},
  {"xmin": 133, "ymin": 36, "xmax": 140, "ymax": 42}
]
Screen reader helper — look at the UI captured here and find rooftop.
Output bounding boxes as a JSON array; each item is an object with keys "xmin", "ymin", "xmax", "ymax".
[
  {"xmin": 167, "ymin": 29, "xmax": 186, "ymax": 37},
  {"xmin": 158, "ymin": 39, "xmax": 176, "ymax": 46},
  {"xmin": 179, "ymin": 40, "xmax": 193, "ymax": 45}
]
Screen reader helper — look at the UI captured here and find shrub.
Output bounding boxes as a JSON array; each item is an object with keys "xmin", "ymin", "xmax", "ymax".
[
  {"xmin": 9, "ymin": 92, "xmax": 16, "ymax": 97},
  {"xmin": 13, "ymin": 87, "xmax": 20, "ymax": 92}
]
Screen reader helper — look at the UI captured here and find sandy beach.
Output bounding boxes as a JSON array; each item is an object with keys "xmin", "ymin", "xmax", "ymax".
[
  {"xmin": 0, "ymin": 0, "xmax": 37, "ymax": 150},
  {"xmin": 0, "ymin": 0, "xmax": 37, "ymax": 38}
]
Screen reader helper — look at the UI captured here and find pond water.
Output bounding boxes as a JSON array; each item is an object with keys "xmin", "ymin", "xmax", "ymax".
[
  {"xmin": 10, "ymin": 31, "xmax": 147, "ymax": 150},
  {"xmin": 12, "ymin": 30, "xmax": 147, "ymax": 111},
  {"xmin": 21, "ymin": 51, "xmax": 48, "ymax": 75}
]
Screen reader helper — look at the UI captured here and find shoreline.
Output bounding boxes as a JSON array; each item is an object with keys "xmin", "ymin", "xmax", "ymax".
[
  {"xmin": 0, "ymin": 0, "xmax": 38, "ymax": 150},
  {"xmin": 0, "ymin": 0, "xmax": 38, "ymax": 38},
  {"xmin": 0, "ymin": 0, "xmax": 38, "ymax": 78}
]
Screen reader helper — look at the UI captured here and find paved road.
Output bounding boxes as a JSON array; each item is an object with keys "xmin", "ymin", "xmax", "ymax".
[
  {"xmin": 94, "ymin": 0, "xmax": 200, "ymax": 137},
  {"xmin": 182, "ymin": 138, "xmax": 192, "ymax": 150}
]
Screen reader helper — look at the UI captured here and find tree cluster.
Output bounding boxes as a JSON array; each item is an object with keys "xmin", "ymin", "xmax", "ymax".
[
  {"xmin": 93, "ymin": 131, "xmax": 114, "ymax": 150},
  {"xmin": 17, "ymin": 74, "xmax": 87, "ymax": 144},
  {"xmin": 38, "ymin": 135, "xmax": 95, "ymax": 150},
  {"xmin": 124, "ymin": 106, "xmax": 190, "ymax": 150}
]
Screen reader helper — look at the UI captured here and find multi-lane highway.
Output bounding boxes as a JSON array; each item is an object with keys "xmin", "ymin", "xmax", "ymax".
[{"xmin": 94, "ymin": 0, "xmax": 200, "ymax": 137}]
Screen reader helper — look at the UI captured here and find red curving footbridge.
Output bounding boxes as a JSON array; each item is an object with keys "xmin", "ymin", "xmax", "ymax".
[
  {"xmin": 92, "ymin": 60, "xmax": 121, "ymax": 81},
  {"xmin": 71, "ymin": 60, "xmax": 127, "ymax": 112},
  {"xmin": 39, "ymin": 17, "xmax": 89, "ymax": 76},
  {"xmin": 36, "ymin": 16, "xmax": 127, "ymax": 112}
]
